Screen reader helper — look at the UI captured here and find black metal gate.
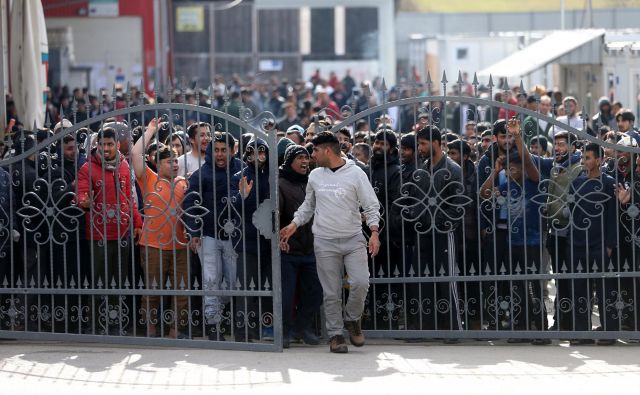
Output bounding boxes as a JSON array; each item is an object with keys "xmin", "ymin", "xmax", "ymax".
[
  {"xmin": 326, "ymin": 74, "xmax": 640, "ymax": 342},
  {"xmin": 0, "ymin": 99, "xmax": 282, "ymax": 351}
]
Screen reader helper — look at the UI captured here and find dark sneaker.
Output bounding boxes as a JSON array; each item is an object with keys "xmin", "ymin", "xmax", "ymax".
[
  {"xmin": 329, "ymin": 335, "xmax": 348, "ymax": 353},
  {"xmin": 301, "ymin": 330, "xmax": 320, "ymax": 346},
  {"xmin": 531, "ymin": 338, "xmax": 552, "ymax": 345},
  {"xmin": 344, "ymin": 320, "xmax": 365, "ymax": 347}
]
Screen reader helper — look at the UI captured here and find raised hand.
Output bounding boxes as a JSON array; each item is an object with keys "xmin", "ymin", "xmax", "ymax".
[{"xmin": 239, "ymin": 176, "xmax": 254, "ymax": 199}]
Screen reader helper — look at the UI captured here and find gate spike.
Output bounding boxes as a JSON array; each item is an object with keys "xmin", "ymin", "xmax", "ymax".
[
  {"xmin": 138, "ymin": 276, "xmax": 145, "ymax": 289},
  {"xmin": 425, "ymin": 71, "xmax": 432, "ymax": 87},
  {"xmin": 125, "ymin": 81, "xmax": 131, "ymax": 107},
  {"xmin": 165, "ymin": 277, "xmax": 172, "ymax": 289},
  {"xmin": 438, "ymin": 265, "xmax": 446, "ymax": 276},
  {"xmin": 16, "ymin": 276, "xmax": 23, "ymax": 288},
  {"xmin": 499, "ymin": 263, "xmax": 506, "ymax": 275},
  {"xmin": 83, "ymin": 276, "xmax": 89, "ymax": 289},
  {"xmin": 441, "ymin": 70, "xmax": 448, "ymax": 85},
  {"xmin": 111, "ymin": 83, "xmax": 118, "ymax": 103},
  {"xmin": 56, "ymin": 276, "xmax": 63, "ymax": 289},
  {"xmin": 472, "ymin": 72, "xmax": 479, "ymax": 88},
  {"xmin": 235, "ymin": 278, "xmax": 241, "ymax": 290},
  {"xmin": 69, "ymin": 276, "xmax": 76, "ymax": 289},
  {"xmin": 423, "ymin": 265, "xmax": 431, "ymax": 276},
  {"xmin": 469, "ymin": 264, "xmax": 476, "ymax": 276},
  {"xmin": 560, "ymin": 263, "xmax": 568, "ymax": 273},
  {"xmin": 208, "ymin": 83, "xmax": 216, "ymax": 108},
  {"xmin": 2, "ymin": 276, "xmax": 8, "ymax": 287},
  {"xmin": 514, "ymin": 262, "xmax": 521, "ymax": 274},
  {"xmin": 487, "ymin": 75, "xmax": 494, "ymax": 89},
  {"xmin": 456, "ymin": 70, "xmax": 464, "ymax": 85},
  {"xmin": 180, "ymin": 76, "xmax": 188, "ymax": 103},
  {"xmin": 249, "ymin": 278, "xmax": 256, "ymax": 290},
  {"xmin": 264, "ymin": 278, "xmax": 270, "ymax": 290},
  {"xmin": 623, "ymin": 261, "xmax": 630, "ymax": 272},
  {"xmin": 607, "ymin": 260, "xmax": 615, "ymax": 272},
  {"xmin": 193, "ymin": 278, "xmax": 200, "ymax": 289},
  {"xmin": 124, "ymin": 276, "xmax": 130, "ymax": 289},
  {"xmin": 484, "ymin": 264, "xmax": 492, "ymax": 275},
  {"xmin": 576, "ymin": 261, "xmax": 584, "ymax": 273},
  {"xmin": 380, "ymin": 78, "xmax": 387, "ymax": 93},
  {"xmin": 44, "ymin": 110, "xmax": 52, "ymax": 129},
  {"xmin": 179, "ymin": 276, "xmax": 186, "ymax": 290},
  {"xmin": 393, "ymin": 266, "xmax": 400, "ymax": 278},
  {"xmin": 96, "ymin": 276, "xmax": 103, "ymax": 289},
  {"xmin": 519, "ymin": 80, "xmax": 526, "ymax": 96},
  {"xmin": 167, "ymin": 80, "xmax": 174, "ymax": 104},
  {"xmin": 453, "ymin": 265, "xmax": 460, "ymax": 276},
  {"xmin": 592, "ymin": 261, "xmax": 599, "ymax": 272},
  {"xmin": 30, "ymin": 275, "xmax": 36, "ymax": 288},
  {"xmin": 408, "ymin": 265, "xmax": 415, "ymax": 277},
  {"xmin": 110, "ymin": 276, "xmax": 117, "ymax": 289},
  {"xmin": 151, "ymin": 277, "xmax": 158, "ymax": 289},
  {"xmin": 377, "ymin": 266, "xmax": 385, "ymax": 277}
]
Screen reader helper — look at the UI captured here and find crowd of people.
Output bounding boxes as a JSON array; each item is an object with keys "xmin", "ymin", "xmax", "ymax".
[{"xmin": 2, "ymin": 70, "xmax": 640, "ymax": 351}]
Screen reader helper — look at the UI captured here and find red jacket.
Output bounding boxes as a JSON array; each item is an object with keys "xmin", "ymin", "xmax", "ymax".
[{"xmin": 77, "ymin": 151, "xmax": 142, "ymax": 241}]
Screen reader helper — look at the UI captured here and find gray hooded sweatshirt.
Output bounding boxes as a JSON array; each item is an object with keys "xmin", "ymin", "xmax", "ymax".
[{"xmin": 292, "ymin": 159, "xmax": 380, "ymax": 239}]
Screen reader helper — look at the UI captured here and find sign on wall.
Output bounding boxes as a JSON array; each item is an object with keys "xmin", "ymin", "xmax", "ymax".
[
  {"xmin": 89, "ymin": 0, "xmax": 119, "ymax": 17},
  {"xmin": 176, "ymin": 6, "xmax": 205, "ymax": 32}
]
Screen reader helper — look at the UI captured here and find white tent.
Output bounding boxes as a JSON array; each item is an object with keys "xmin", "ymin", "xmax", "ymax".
[
  {"xmin": 10, "ymin": 0, "xmax": 48, "ymax": 130},
  {"xmin": 478, "ymin": 29, "xmax": 605, "ymax": 79}
]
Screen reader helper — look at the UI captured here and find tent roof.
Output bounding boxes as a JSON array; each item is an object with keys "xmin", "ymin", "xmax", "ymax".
[{"xmin": 478, "ymin": 29, "xmax": 605, "ymax": 78}]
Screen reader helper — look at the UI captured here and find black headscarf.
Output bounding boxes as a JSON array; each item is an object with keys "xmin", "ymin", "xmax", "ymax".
[{"xmin": 279, "ymin": 144, "xmax": 309, "ymax": 184}]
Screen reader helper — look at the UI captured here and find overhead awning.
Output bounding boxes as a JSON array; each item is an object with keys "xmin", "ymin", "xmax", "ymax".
[{"xmin": 478, "ymin": 29, "xmax": 605, "ymax": 79}]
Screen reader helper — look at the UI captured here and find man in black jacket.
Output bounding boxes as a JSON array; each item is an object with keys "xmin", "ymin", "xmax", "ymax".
[
  {"xmin": 366, "ymin": 129, "xmax": 404, "ymax": 329},
  {"xmin": 396, "ymin": 126, "xmax": 466, "ymax": 338},
  {"xmin": 278, "ymin": 145, "xmax": 322, "ymax": 348},
  {"xmin": 447, "ymin": 139, "xmax": 481, "ymax": 329}
]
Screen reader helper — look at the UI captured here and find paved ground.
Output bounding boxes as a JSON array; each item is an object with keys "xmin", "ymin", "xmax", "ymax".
[{"xmin": 1, "ymin": 339, "xmax": 640, "ymax": 394}]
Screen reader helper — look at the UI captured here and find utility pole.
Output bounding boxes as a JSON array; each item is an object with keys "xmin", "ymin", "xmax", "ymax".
[{"xmin": 0, "ymin": 0, "xmax": 7, "ymax": 138}]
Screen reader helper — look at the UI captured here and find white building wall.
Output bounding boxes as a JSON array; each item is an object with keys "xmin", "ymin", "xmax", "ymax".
[{"xmin": 46, "ymin": 17, "xmax": 144, "ymax": 91}]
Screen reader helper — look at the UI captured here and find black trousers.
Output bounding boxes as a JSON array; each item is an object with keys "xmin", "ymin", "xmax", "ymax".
[{"xmin": 407, "ymin": 231, "xmax": 461, "ymax": 331}]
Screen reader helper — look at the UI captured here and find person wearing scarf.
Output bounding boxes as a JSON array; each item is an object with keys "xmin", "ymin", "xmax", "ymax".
[{"xmin": 278, "ymin": 145, "xmax": 322, "ymax": 348}]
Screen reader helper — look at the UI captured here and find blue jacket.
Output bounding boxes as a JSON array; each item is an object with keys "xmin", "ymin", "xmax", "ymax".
[
  {"xmin": 499, "ymin": 178, "xmax": 543, "ymax": 246},
  {"xmin": 231, "ymin": 141, "xmax": 270, "ymax": 254},
  {"xmin": 182, "ymin": 144, "xmax": 243, "ymax": 240}
]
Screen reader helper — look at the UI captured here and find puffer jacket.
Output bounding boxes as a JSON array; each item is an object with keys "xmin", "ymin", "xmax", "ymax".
[
  {"xmin": 183, "ymin": 143, "xmax": 242, "ymax": 240},
  {"xmin": 77, "ymin": 150, "xmax": 142, "ymax": 241}
]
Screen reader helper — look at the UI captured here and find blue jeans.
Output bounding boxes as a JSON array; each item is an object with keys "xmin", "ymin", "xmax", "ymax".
[
  {"xmin": 199, "ymin": 236, "xmax": 237, "ymax": 324},
  {"xmin": 281, "ymin": 253, "xmax": 323, "ymax": 335}
]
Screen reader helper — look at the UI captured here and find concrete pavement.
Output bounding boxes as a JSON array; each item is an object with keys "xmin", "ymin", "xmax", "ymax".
[{"xmin": 1, "ymin": 339, "xmax": 639, "ymax": 394}]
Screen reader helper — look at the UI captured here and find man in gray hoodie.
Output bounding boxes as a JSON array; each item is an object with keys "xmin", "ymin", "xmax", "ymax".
[{"xmin": 280, "ymin": 131, "xmax": 381, "ymax": 353}]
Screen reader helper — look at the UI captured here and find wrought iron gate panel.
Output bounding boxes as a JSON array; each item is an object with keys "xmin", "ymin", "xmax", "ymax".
[
  {"xmin": 0, "ymin": 100, "xmax": 282, "ymax": 351},
  {"xmin": 325, "ymin": 75, "xmax": 640, "ymax": 341}
]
